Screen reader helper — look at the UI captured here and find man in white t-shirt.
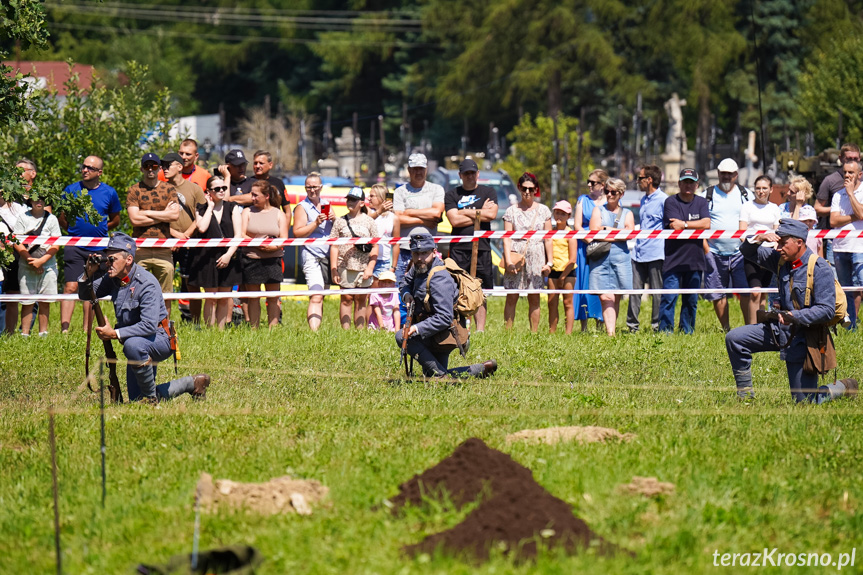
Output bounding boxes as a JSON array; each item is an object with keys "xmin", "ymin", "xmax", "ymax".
[
  {"xmin": 830, "ymin": 160, "xmax": 863, "ymax": 328},
  {"xmin": 393, "ymin": 153, "xmax": 445, "ymax": 285}
]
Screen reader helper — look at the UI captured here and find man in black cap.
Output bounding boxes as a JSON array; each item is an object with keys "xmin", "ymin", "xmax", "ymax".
[
  {"xmin": 79, "ymin": 232, "xmax": 211, "ymax": 403},
  {"xmin": 395, "ymin": 232, "xmax": 497, "ymax": 379},
  {"xmin": 658, "ymin": 169, "xmax": 711, "ymax": 334},
  {"xmin": 725, "ymin": 218, "xmax": 857, "ymax": 403},
  {"xmin": 218, "ymin": 149, "xmax": 251, "ymax": 202},
  {"xmin": 444, "ymin": 158, "xmax": 498, "ymax": 331},
  {"xmin": 126, "ymin": 153, "xmax": 180, "ymax": 310}
]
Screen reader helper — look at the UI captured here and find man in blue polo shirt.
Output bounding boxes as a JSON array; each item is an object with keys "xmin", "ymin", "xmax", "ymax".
[
  {"xmin": 58, "ymin": 155, "xmax": 122, "ymax": 333},
  {"xmin": 627, "ymin": 164, "xmax": 667, "ymax": 333}
]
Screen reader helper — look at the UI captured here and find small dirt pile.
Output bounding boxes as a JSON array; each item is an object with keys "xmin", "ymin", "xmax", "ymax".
[
  {"xmin": 196, "ymin": 472, "xmax": 328, "ymax": 516},
  {"xmin": 618, "ymin": 476, "xmax": 675, "ymax": 498},
  {"xmin": 392, "ymin": 437, "xmax": 625, "ymax": 562},
  {"xmin": 506, "ymin": 426, "xmax": 636, "ymax": 445}
]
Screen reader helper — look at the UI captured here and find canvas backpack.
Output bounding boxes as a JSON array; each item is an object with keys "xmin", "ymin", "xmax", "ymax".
[
  {"xmin": 783, "ymin": 254, "xmax": 847, "ymax": 327},
  {"xmin": 424, "ymin": 258, "xmax": 486, "ymax": 317}
]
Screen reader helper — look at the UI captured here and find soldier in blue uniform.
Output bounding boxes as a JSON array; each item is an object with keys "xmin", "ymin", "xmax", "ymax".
[
  {"xmin": 725, "ymin": 219, "xmax": 856, "ymax": 403},
  {"xmin": 395, "ymin": 232, "xmax": 497, "ymax": 379},
  {"xmin": 79, "ymin": 232, "xmax": 210, "ymax": 402}
]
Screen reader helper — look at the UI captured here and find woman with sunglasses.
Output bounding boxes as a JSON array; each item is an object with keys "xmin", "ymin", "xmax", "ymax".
[
  {"xmin": 502, "ymin": 172, "xmax": 553, "ymax": 331},
  {"xmin": 573, "ymin": 169, "xmax": 607, "ymax": 331},
  {"xmin": 191, "ymin": 175, "xmax": 243, "ymax": 328},
  {"xmin": 587, "ymin": 177, "xmax": 634, "ymax": 336}
]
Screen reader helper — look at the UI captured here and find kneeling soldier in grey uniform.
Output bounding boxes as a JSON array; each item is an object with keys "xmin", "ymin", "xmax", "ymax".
[
  {"xmin": 79, "ymin": 232, "xmax": 210, "ymax": 402},
  {"xmin": 395, "ymin": 232, "xmax": 497, "ymax": 379},
  {"xmin": 725, "ymin": 219, "xmax": 857, "ymax": 403}
]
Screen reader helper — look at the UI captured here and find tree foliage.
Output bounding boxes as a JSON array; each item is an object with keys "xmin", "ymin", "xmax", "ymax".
[
  {"xmin": 0, "ymin": 62, "xmax": 178, "ymax": 210},
  {"xmin": 798, "ymin": 35, "xmax": 863, "ymax": 148},
  {"xmin": 497, "ymin": 113, "xmax": 593, "ymax": 204}
]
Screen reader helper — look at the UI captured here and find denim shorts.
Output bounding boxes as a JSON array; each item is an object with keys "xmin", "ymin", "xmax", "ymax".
[{"xmin": 702, "ymin": 251, "xmax": 748, "ymax": 301}]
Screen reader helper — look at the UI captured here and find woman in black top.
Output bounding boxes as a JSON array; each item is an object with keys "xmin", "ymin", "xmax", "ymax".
[{"xmin": 191, "ymin": 175, "xmax": 243, "ymax": 328}]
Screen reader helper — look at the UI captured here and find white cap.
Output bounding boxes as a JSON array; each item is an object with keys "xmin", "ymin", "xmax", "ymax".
[
  {"xmin": 408, "ymin": 153, "xmax": 428, "ymax": 168},
  {"xmin": 798, "ymin": 204, "xmax": 818, "ymax": 222},
  {"xmin": 717, "ymin": 158, "xmax": 739, "ymax": 173}
]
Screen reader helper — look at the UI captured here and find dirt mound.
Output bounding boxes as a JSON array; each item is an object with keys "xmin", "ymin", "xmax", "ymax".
[
  {"xmin": 506, "ymin": 426, "xmax": 636, "ymax": 445},
  {"xmin": 196, "ymin": 472, "xmax": 328, "ymax": 515},
  {"xmin": 618, "ymin": 476, "xmax": 675, "ymax": 498},
  {"xmin": 392, "ymin": 437, "xmax": 626, "ymax": 562}
]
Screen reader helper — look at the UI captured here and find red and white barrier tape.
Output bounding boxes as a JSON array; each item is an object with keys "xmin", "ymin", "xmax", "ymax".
[
  {"xmin": 5, "ymin": 285, "xmax": 863, "ymax": 303},
  {"xmin": 10, "ymin": 227, "xmax": 863, "ymax": 248}
]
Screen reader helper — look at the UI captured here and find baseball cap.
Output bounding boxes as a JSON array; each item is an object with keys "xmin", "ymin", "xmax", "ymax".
[
  {"xmin": 459, "ymin": 158, "xmax": 479, "ymax": 173},
  {"xmin": 225, "ymin": 149, "xmax": 247, "ymax": 166},
  {"xmin": 408, "ymin": 153, "xmax": 428, "ymax": 168},
  {"xmin": 717, "ymin": 158, "xmax": 739, "ymax": 172},
  {"xmin": 553, "ymin": 200, "xmax": 572, "ymax": 214},
  {"xmin": 679, "ymin": 168, "xmax": 699, "ymax": 182},
  {"xmin": 161, "ymin": 152, "xmax": 183, "ymax": 166},
  {"xmin": 346, "ymin": 186, "xmax": 365, "ymax": 201},
  {"xmin": 378, "ymin": 270, "xmax": 396, "ymax": 283},
  {"xmin": 140, "ymin": 153, "xmax": 160, "ymax": 167},
  {"xmin": 798, "ymin": 204, "xmax": 818, "ymax": 222}
]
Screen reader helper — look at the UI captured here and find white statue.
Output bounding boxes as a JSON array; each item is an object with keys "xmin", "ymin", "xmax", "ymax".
[{"xmin": 664, "ymin": 93, "xmax": 688, "ymax": 160}]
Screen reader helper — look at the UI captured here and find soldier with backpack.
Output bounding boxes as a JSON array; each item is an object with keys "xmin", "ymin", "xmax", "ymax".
[
  {"xmin": 725, "ymin": 218, "xmax": 857, "ymax": 403},
  {"xmin": 395, "ymin": 232, "xmax": 497, "ymax": 379}
]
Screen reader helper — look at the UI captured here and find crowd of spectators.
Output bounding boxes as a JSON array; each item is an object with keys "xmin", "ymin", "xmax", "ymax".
[{"xmin": 0, "ymin": 140, "xmax": 856, "ymax": 336}]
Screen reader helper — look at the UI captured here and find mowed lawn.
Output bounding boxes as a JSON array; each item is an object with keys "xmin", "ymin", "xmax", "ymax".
[{"xmin": 1, "ymin": 296, "xmax": 861, "ymax": 574}]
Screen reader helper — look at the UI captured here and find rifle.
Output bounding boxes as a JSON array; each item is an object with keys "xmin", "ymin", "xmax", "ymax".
[
  {"xmin": 87, "ymin": 277, "xmax": 123, "ymax": 404},
  {"xmin": 401, "ymin": 298, "xmax": 415, "ymax": 377},
  {"xmin": 467, "ymin": 210, "xmax": 481, "ymax": 333}
]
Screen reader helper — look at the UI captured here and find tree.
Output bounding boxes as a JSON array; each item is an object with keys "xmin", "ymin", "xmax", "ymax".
[
  {"xmin": 0, "ymin": 62, "xmax": 177, "ymax": 210},
  {"xmin": 798, "ymin": 35, "xmax": 863, "ymax": 148},
  {"xmin": 648, "ymin": 0, "xmax": 747, "ymax": 168},
  {"xmin": 497, "ymin": 113, "xmax": 593, "ymax": 204}
]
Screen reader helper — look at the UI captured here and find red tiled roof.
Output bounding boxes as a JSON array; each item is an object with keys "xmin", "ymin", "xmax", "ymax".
[{"xmin": 3, "ymin": 61, "xmax": 96, "ymax": 95}]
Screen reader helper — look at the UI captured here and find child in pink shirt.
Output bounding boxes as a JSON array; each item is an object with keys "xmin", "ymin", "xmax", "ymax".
[{"xmin": 369, "ymin": 271, "xmax": 400, "ymax": 332}]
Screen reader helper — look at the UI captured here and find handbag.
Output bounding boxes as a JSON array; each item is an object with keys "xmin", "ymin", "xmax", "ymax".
[
  {"xmin": 586, "ymin": 208, "xmax": 625, "ymax": 261},
  {"xmin": 802, "ymin": 325, "xmax": 837, "ymax": 375},
  {"xmin": 344, "ymin": 216, "xmax": 373, "ymax": 253}
]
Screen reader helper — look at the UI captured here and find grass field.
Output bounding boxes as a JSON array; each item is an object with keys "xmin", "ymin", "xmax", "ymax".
[{"xmin": 1, "ymin": 296, "xmax": 861, "ymax": 574}]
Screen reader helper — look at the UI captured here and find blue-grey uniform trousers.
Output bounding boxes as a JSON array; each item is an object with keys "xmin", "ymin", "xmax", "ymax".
[
  {"xmin": 395, "ymin": 329, "xmax": 483, "ymax": 378},
  {"xmin": 123, "ymin": 330, "xmax": 195, "ymax": 401},
  {"xmin": 725, "ymin": 323, "xmax": 825, "ymax": 403}
]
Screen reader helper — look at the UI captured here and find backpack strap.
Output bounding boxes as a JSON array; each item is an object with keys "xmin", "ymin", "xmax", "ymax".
[
  {"xmin": 423, "ymin": 264, "xmax": 448, "ymax": 313},
  {"xmin": 790, "ymin": 253, "xmax": 818, "ymax": 310}
]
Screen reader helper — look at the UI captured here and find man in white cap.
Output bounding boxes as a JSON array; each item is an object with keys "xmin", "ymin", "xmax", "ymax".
[
  {"xmin": 701, "ymin": 157, "xmax": 751, "ymax": 329},
  {"xmin": 393, "ymin": 152, "xmax": 445, "ymax": 287}
]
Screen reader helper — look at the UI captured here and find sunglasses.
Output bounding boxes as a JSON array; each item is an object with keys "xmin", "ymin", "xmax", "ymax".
[
  {"xmin": 604, "ymin": 189, "xmax": 620, "ymax": 196},
  {"xmin": 520, "ymin": 186, "xmax": 536, "ymax": 192},
  {"xmin": 81, "ymin": 164, "xmax": 101, "ymax": 172},
  {"xmin": 209, "ymin": 186, "xmax": 228, "ymax": 193},
  {"xmin": 587, "ymin": 180, "xmax": 601, "ymax": 186},
  {"xmin": 637, "ymin": 176, "xmax": 650, "ymax": 181}
]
